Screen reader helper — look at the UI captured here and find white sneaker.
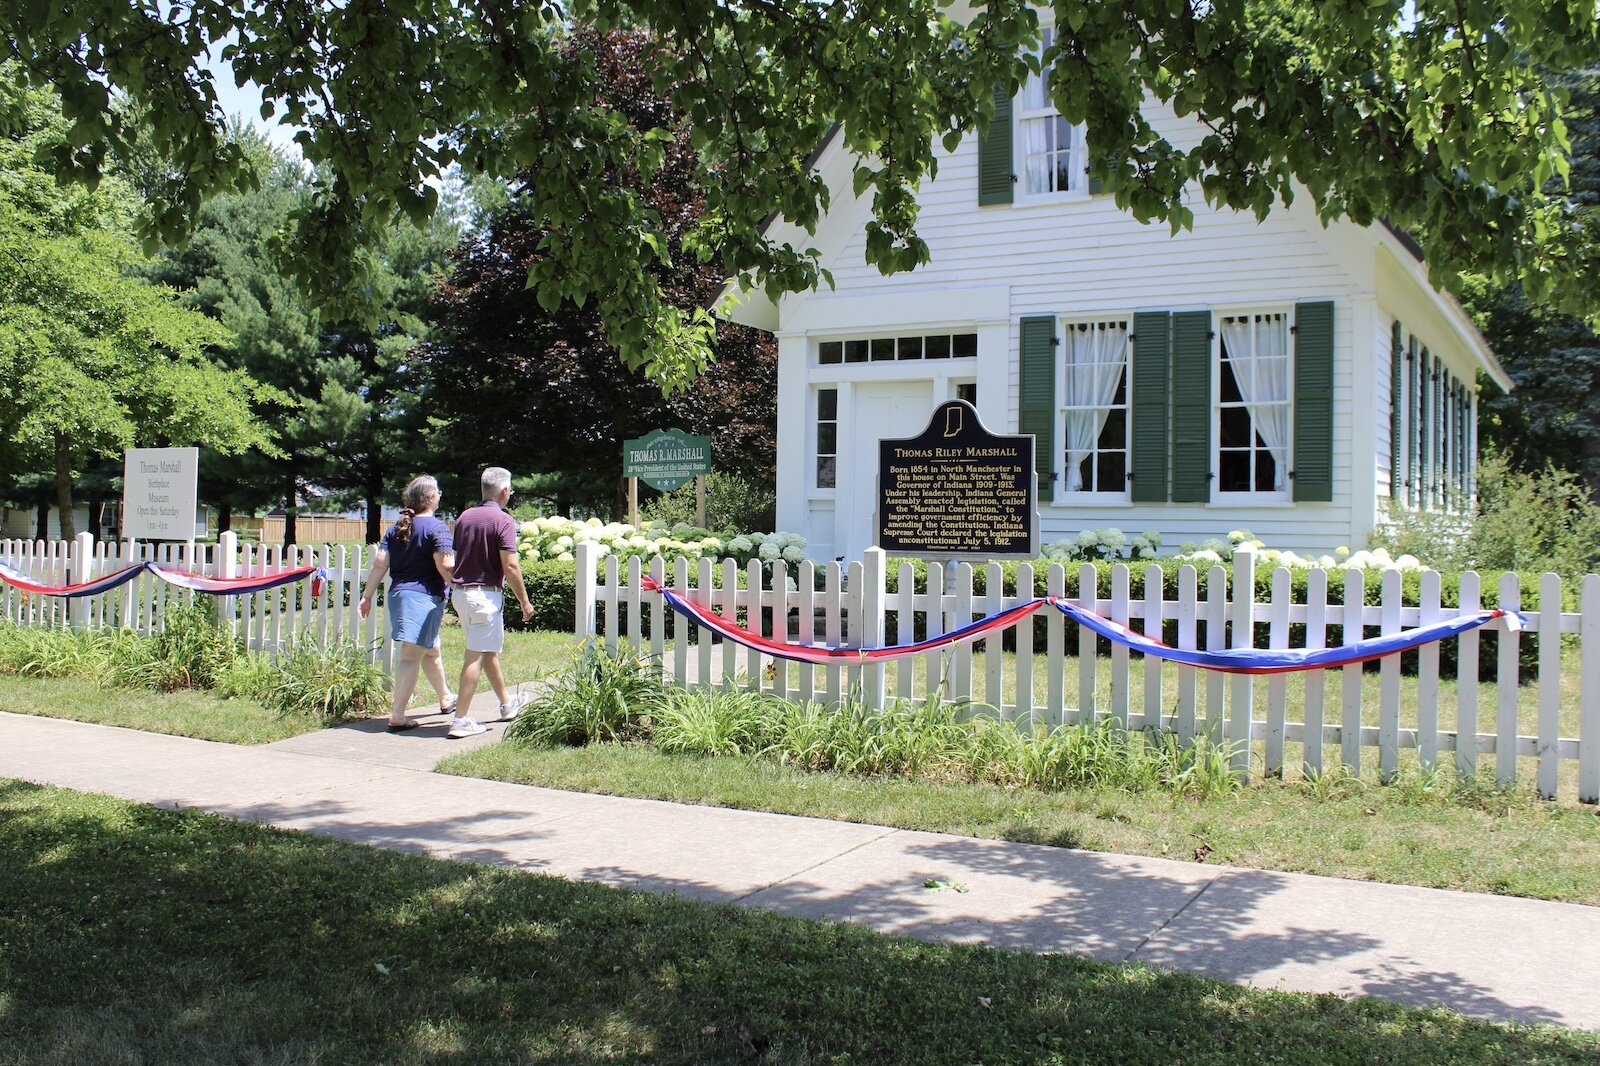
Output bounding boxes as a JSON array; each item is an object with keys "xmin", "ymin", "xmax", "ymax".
[
  {"xmin": 447, "ymin": 716, "xmax": 487, "ymax": 739},
  {"xmin": 497, "ymin": 695, "xmax": 525, "ymax": 722}
]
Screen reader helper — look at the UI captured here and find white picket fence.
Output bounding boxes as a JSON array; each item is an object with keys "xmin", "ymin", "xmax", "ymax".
[
  {"xmin": 577, "ymin": 542, "xmax": 1600, "ymax": 803},
  {"xmin": 0, "ymin": 532, "xmax": 391, "ymax": 669}
]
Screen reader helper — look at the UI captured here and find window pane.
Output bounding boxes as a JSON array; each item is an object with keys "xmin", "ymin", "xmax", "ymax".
[
  {"xmin": 1099, "ymin": 408, "xmax": 1126, "ymax": 446},
  {"xmin": 1219, "ymin": 451, "xmax": 1251, "ymax": 492},
  {"xmin": 1220, "ymin": 406, "xmax": 1252, "ymax": 448},
  {"xmin": 1220, "ymin": 356, "xmax": 1244, "ymax": 403},
  {"xmin": 871, "ymin": 337, "xmax": 895, "ymax": 361},
  {"xmin": 845, "ymin": 340, "xmax": 869, "ymax": 363},
  {"xmin": 817, "ymin": 423, "xmax": 836, "ymax": 455},
  {"xmin": 1075, "ymin": 455, "xmax": 1094, "ymax": 492},
  {"xmin": 819, "ymin": 341, "xmax": 842, "ymax": 364},
  {"xmin": 818, "ymin": 388, "xmax": 837, "ymax": 420},
  {"xmin": 897, "ymin": 336, "xmax": 922, "ymax": 360},
  {"xmin": 925, "ymin": 335, "xmax": 951, "ymax": 359},
  {"xmin": 1098, "ymin": 451, "xmax": 1126, "ymax": 491},
  {"xmin": 952, "ymin": 334, "xmax": 978, "ymax": 358},
  {"xmin": 817, "ymin": 456, "xmax": 836, "ymax": 489},
  {"xmin": 1256, "ymin": 451, "xmax": 1277, "ymax": 493},
  {"xmin": 956, "ymin": 382, "xmax": 977, "ymax": 404}
]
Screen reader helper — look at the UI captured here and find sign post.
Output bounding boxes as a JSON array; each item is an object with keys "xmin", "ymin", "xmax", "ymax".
[
  {"xmin": 623, "ymin": 429, "xmax": 712, "ymax": 526},
  {"xmin": 876, "ymin": 401, "xmax": 1038, "ymax": 560}
]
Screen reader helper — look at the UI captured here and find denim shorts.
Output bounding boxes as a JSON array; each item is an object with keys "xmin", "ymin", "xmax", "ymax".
[{"xmin": 388, "ymin": 589, "xmax": 445, "ymax": 649}]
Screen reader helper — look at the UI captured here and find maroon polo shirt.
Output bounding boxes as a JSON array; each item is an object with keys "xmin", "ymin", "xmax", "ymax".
[{"xmin": 451, "ymin": 502, "xmax": 517, "ymax": 588}]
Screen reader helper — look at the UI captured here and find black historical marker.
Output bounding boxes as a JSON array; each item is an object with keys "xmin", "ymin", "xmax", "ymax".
[{"xmin": 876, "ymin": 400, "xmax": 1039, "ymax": 559}]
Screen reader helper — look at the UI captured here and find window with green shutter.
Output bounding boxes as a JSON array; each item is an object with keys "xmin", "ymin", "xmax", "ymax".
[
  {"xmin": 1019, "ymin": 316, "xmax": 1057, "ymax": 494},
  {"xmin": 1291, "ymin": 301, "xmax": 1335, "ymax": 502},
  {"xmin": 1130, "ymin": 311, "xmax": 1172, "ymax": 502},
  {"xmin": 1390, "ymin": 320, "xmax": 1403, "ymax": 499},
  {"xmin": 977, "ymin": 83, "xmax": 1014, "ymax": 206}
]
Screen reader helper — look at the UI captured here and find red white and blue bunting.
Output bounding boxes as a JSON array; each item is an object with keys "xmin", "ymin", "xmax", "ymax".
[
  {"xmin": 0, "ymin": 560, "xmax": 326, "ymax": 600},
  {"xmin": 639, "ymin": 575, "xmax": 1523, "ymax": 675}
]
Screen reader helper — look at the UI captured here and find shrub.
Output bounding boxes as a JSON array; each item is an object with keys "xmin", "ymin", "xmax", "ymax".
[
  {"xmin": 505, "ymin": 559, "xmax": 579, "ymax": 632},
  {"xmin": 641, "ymin": 471, "xmax": 777, "ymax": 533},
  {"xmin": 503, "ymin": 640, "xmax": 664, "ymax": 746},
  {"xmin": 146, "ymin": 601, "xmax": 244, "ymax": 691},
  {"xmin": 1372, "ymin": 453, "xmax": 1600, "ymax": 578},
  {"xmin": 258, "ymin": 637, "xmax": 388, "ymax": 725}
]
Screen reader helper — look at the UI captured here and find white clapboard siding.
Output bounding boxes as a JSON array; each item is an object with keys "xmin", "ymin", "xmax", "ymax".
[{"xmin": 581, "ymin": 543, "xmax": 1600, "ymax": 804}]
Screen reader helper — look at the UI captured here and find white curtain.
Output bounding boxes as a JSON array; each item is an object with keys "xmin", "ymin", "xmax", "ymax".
[
  {"xmin": 1221, "ymin": 315, "xmax": 1291, "ymax": 489},
  {"xmin": 1023, "ymin": 118, "xmax": 1049, "ymax": 194},
  {"xmin": 1063, "ymin": 325, "xmax": 1129, "ymax": 491}
]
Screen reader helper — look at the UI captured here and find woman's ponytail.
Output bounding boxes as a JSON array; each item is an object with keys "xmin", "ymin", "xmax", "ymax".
[{"xmin": 391, "ymin": 476, "xmax": 440, "ymax": 546}]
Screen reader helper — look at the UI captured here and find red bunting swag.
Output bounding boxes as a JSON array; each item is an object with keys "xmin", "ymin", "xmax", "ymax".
[
  {"xmin": 0, "ymin": 559, "xmax": 327, "ymax": 599},
  {"xmin": 636, "ymin": 574, "xmax": 1522, "ymax": 674}
]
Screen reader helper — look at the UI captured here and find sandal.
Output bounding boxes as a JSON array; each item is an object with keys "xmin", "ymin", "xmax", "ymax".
[
  {"xmin": 439, "ymin": 696, "xmax": 459, "ymax": 716},
  {"xmin": 386, "ymin": 719, "xmax": 421, "ymax": 733}
]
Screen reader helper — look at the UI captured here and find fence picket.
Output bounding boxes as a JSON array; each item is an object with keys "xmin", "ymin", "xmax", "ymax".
[
  {"xmin": 1266, "ymin": 566, "xmax": 1290, "ymax": 776},
  {"xmin": 746, "ymin": 558, "xmax": 765, "ymax": 693},
  {"xmin": 952, "ymin": 564, "xmax": 973, "ymax": 706},
  {"xmin": 1205, "ymin": 566, "xmax": 1227, "ymax": 742},
  {"xmin": 1142, "ymin": 564, "xmax": 1163, "ymax": 734},
  {"xmin": 1581, "ymin": 574, "xmax": 1600, "ymax": 803},
  {"xmin": 985, "ymin": 561, "xmax": 1005, "ymax": 716},
  {"xmin": 1045, "ymin": 563, "xmax": 1064, "ymax": 728},
  {"xmin": 1456, "ymin": 570, "xmax": 1481, "ymax": 778},
  {"xmin": 673, "ymin": 557, "xmax": 690, "ymax": 689},
  {"xmin": 1496, "ymin": 573, "xmax": 1521, "ymax": 785},
  {"xmin": 823, "ymin": 562, "xmax": 842, "ymax": 705},
  {"xmin": 1303, "ymin": 567, "xmax": 1328, "ymax": 776},
  {"xmin": 925, "ymin": 561, "xmax": 945, "ymax": 705},
  {"xmin": 696, "ymin": 557, "xmax": 714, "ymax": 690},
  {"xmin": 1416, "ymin": 569, "xmax": 1442, "ymax": 770},
  {"xmin": 1379, "ymin": 569, "xmax": 1403, "ymax": 783},
  {"xmin": 1228, "ymin": 550, "xmax": 1256, "ymax": 777},
  {"xmin": 896, "ymin": 561, "xmax": 915, "ymax": 702},
  {"xmin": 1016, "ymin": 562, "xmax": 1035, "ymax": 726},
  {"xmin": 770, "ymin": 559, "xmax": 788, "ymax": 699},
  {"xmin": 797, "ymin": 560, "xmax": 816, "ymax": 703},
  {"xmin": 1176, "ymin": 565, "xmax": 1197, "ymax": 743},
  {"xmin": 603, "ymin": 554, "xmax": 620, "ymax": 653},
  {"xmin": 649, "ymin": 557, "xmax": 667, "ymax": 682},
  {"xmin": 1110, "ymin": 564, "xmax": 1130, "ymax": 732},
  {"xmin": 1538, "ymin": 572, "xmax": 1563, "ymax": 799},
  {"xmin": 1341, "ymin": 568, "xmax": 1365, "ymax": 773},
  {"xmin": 1077, "ymin": 563, "xmax": 1098, "ymax": 726},
  {"xmin": 720, "ymin": 558, "xmax": 739, "ymax": 686}
]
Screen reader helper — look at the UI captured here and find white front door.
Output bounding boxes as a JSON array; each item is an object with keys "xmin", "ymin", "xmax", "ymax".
[{"xmin": 844, "ymin": 381, "xmax": 935, "ymax": 560}]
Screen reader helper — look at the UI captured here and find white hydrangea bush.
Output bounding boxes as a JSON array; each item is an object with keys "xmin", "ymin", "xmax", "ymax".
[
  {"xmin": 1036, "ymin": 525, "xmax": 1427, "ymax": 572},
  {"xmin": 515, "ymin": 515, "xmax": 807, "ymax": 573}
]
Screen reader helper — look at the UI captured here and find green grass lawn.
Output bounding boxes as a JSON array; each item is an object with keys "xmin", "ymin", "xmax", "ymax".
[
  {"xmin": 0, "ymin": 627, "xmax": 580, "ymax": 744},
  {"xmin": 1, "ymin": 778, "xmax": 1595, "ymax": 1065},
  {"xmin": 0, "ymin": 675, "xmax": 314, "ymax": 745},
  {"xmin": 442, "ymin": 741, "xmax": 1600, "ymax": 906}
]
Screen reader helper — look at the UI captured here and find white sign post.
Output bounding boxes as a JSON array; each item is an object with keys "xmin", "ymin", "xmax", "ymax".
[{"xmin": 122, "ymin": 448, "xmax": 200, "ymax": 540}]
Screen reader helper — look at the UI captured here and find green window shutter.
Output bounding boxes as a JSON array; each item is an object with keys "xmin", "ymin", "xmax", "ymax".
[
  {"xmin": 1291, "ymin": 301, "xmax": 1335, "ymax": 503},
  {"xmin": 978, "ymin": 84, "xmax": 1014, "ymax": 206},
  {"xmin": 1440, "ymin": 350, "xmax": 1452, "ymax": 508},
  {"xmin": 1130, "ymin": 311, "xmax": 1171, "ymax": 502},
  {"xmin": 1389, "ymin": 320, "xmax": 1403, "ymax": 499},
  {"xmin": 1458, "ymin": 382, "xmax": 1469, "ymax": 500},
  {"xmin": 1019, "ymin": 316, "xmax": 1057, "ymax": 495},
  {"xmin": 1408, "ymin": 335, "xmax": 1420, "ymax": 509},
  {"xmin": 1417, "ymin": 345, "xmax": 1430, "ymax": 509},
  {"xmin": 1170, "ymin": 310, "xmax": 1213, "ymax": 503}
]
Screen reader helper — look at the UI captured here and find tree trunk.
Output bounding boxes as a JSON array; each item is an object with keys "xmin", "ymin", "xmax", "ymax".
[
  {"xmin": 54, "ymin": 431, "xmax": 75, "ymax": 541},
  {"xmin": 1585, "ymin": 432, "xmax": 1600, "ymax": 504},
  {"xmin": 283, "ymin": 480, "xmax": 298, "ymax": 547},
  {"xmin": 34, "ymin": 490, "xmax": 48, "ymax": 541},
  {"xmin": 217, "ymin": 502, "xmax": 232, "ymax": 534},
  {"xmin": 87, "ymin": 499, "xmax": 103, "ymax": 541},
  {"xmin": 365, "ymin": 489, "xmax": 381, "ymax": 546}
]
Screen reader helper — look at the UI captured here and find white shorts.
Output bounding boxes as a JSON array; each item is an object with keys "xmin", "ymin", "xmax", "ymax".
[{"xmin": 452, "ymin": 586, "xmax": 505, "ymax": 653}]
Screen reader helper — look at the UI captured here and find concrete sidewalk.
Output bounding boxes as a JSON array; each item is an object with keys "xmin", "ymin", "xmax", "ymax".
[{"xmin": 2, "ymin": 710, "xmax": 1596, "ymax": 1031}]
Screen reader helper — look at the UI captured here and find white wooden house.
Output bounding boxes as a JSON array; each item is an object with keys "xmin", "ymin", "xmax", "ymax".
[{"xmin": 722, "ymin": 31, "xmax": 1508, "ymax": 561}]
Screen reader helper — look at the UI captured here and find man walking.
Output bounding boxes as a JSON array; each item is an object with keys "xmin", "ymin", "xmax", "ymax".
[{"xmin": 447, "ymin": 466, "xmax": 535, "ymax": 738}]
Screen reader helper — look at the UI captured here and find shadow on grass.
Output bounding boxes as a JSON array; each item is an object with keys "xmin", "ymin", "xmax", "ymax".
[{"xmin": 0, "ymin": 779, "xmax": 1590, "ymax": 1065}]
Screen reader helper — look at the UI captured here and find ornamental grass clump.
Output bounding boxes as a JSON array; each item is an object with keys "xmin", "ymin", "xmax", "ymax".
[
  {"xmin": 503, "ymin": 640, "xmax": 665, "ymax": 747},
  {"xmin": 258, "ymin": 636, "xmax": 387, "ymax": 725}
]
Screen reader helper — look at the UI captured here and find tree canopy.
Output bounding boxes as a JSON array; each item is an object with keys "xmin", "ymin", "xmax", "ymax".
[
  {"xmin": 6, "ymin": 1, "xmax": 1597, "ymax": 388},
  {"xmin": 0, "ymin": 71, "xmax": 273, "ymax": 539}
]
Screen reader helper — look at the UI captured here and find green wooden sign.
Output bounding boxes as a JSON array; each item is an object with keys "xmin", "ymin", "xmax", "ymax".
[{"xmin": 623, "ymin": 429, "xmax": 711, "ymax": 491}]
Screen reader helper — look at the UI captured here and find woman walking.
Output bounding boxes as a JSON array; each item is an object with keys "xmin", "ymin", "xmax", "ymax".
[{"xmin": 358, "ymin": 475, "xmax": 458, "ymax": 731}]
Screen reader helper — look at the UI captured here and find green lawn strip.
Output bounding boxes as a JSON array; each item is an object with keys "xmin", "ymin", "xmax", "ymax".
[
  {"xmin": 0, "ymin": 675, "xmax": 313, "ymax": 745},
  {"xmin": 1, "ymin": 780, "xmax": 1594, "ymax": 1065},
  {"xmin": 441, "ymin": 743, "xmax": 1600, "ymax": 906},
  {"xmin": 412, "ymin": 624, "xmax": 578, "ymax": 709}
]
